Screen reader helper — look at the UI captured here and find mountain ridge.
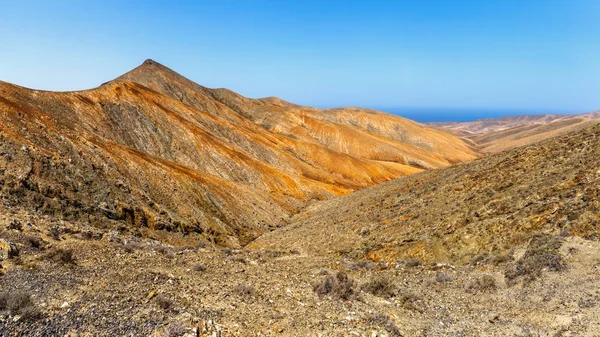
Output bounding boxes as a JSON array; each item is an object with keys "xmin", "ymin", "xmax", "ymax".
[{"xmin": 0, "ymin": 59, "xmax": 476, "ymax": 246}]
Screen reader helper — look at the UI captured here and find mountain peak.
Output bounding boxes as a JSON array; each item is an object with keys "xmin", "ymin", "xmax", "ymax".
[{"xmin": 142, "ymin": 58, "xmax": 158, "ymax": 66}]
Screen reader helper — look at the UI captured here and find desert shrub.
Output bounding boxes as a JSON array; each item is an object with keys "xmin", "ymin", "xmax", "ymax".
[
  {"xmin": 0, "ymin": 291, "xmax": 42, "ymax": 320},
  {"xmin": 155, "ymin": 246, "xmax": 174, "ymax": 259},
  {"xmin": 435, "ymin": 271, "xmax": 453, "ymax": 283},
  {"xmin": 24, "ymin": 235, "xmax": 43, "ymax": 249},
  {"xmin": 470, "ymin": 253, "xmax": 491, "ymax": 266},
  {"xmin": 313, "ymin": 271, "xmax": 356, "ymax": 301},
  {"xmin": 578, "ymin": 298, "xmax": 596, "ymax": 309},
  {"xmin": 466, "ymin": 275, "xmax": 497, "ymax": 293},
  {"xmin": 470, "ymin": 252, "xmax": 513, "ymax": 266},
  {"xmin": 123, "ymin": 241, "xmax": 143, "ymax": 253},
  {"xmin": 46, "ymin": 248, "xmax": 75, "ymax": 265},
  {"xmin": 405, "ymin": 258, "xmax": 422, "ymax": 267},
  {"xmin": 399, "ymin": 293, "xmax": 423, "ymax": 313},
  {"xmin": 366, "ymin": 313, "xmax": 402, "ymax": 336},
  {"xmin": 49, "ymin": 226, "xmax": 60, "ymax": 240},
  {"xmin": 163, "ymin": 322, "xmax": 187, "ymax": 337},
  {"xmin": 356, "ymin": 260, "xmax": 376, "ymax": 270},
  {"xmin": 6, "ymin": 219, "xmax": 22, "ymax": 231},
  {"xmin": 155, "ymin": 246, "xmax": 168, "ymax": 254},
  {"xmin": 505, "ymin": 234, "xmax": 565, "ymax": 285},
  {"xmin": 234, "ymin": 284, "xmax": 255, "ymax": 297},
  {"xmin": 361, "ymin": 276, "xmax": 397, "ymax": 298},
  {"xmin": 193, "ymin": 263, "xmax": 207, "ymax": 272},
  {"xmin": 155, "ymin": 294, "xmax": 173, "ymax": 310}
]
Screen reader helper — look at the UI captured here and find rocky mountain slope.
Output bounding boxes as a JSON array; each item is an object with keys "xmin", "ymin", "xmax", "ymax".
[
  {"xmin": 431, "ymin": 112, "xmax": 600, "ymax": 153},
  {"xmin": 252, "ymin": 123, "xmax": 600, "ymax": 264},
  {"xmin": 1, "ymin": 61, "xmax": 599, "ymax": 336},
  {"xmin": 0, "ymin": 60, "xmax": 476, "ymax": 247}
]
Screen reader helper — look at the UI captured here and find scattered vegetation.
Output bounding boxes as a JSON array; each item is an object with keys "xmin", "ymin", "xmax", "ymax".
[
  {"xmin": 162, "ymin": 322, "xmax": 187, "ymax": 337},
  {"xmin": 155, "ymin": 294, "xmax": 173, "ymax": 310},
  {"xmin": 435, "ymin": 271, "xmax": 454, "ymax": 283},
  {"xmin": 155, "ymin": 246, "xmax": 174, "ymax": 259},
  {"xmin": 6, "ymin": 219, "xmax": 23, "ymax": 231},
  {"xmin": 466, "ymin": 275, "xmax": 497, "ymax": 293},
  {"xmin": 193, "ymin": 263, "xmax": 207, "ymax": 272},
  {"xmin": 366, "ymin": 313, "xmax": 402, "ymax": 336},
  {"xmin": 123, "ymin": 241, "xmax": 144, "ymax": 253},
  {"xmin": 49, "ymin": 226, "xmax": 60, "ymax": 240},
  {"xmin": 234, "ymin": 284, "xmax": 255, "ymax": 298},
  {"xmin": 313, "ymin": 271, "xmax": 356, "ymax": 300},
  {"xmin": 24, "ymin": 235, "xmax": 43, "ymax": 249},
  {"xmin": 399, "ymin": 293, "xmax": 423, "ymax": 313},
  {"xmin": 0, "ymin": 291, "xmax": 42, "ymax": 320},
  {"xmin": 46, "ymin": 248, "xmax": 76, "ymax": 265},
  {"xmin": 347, "ymin": 260, "xmax": 376, "ymax": 271},
  {"xmin": 505, "ymin": 234, "xmax": 565, "ymax": 285},
  {"xmin": 470, "ymin": 251, "xmax": 513, "ymax": 266},
  {"xmin": 405, "ymin": 258, "xmax": 422, "ymax": 267},
  {"xmin": 361, "ymin": 275, "xmax": 397, "ymax": 298}
]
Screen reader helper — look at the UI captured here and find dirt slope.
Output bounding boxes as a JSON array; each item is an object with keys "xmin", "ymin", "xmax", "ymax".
[
  {"xmin": 252, "ymin": 123, "xmax": 600, "ymax": 263},
  {"xmin": 0, "ymin": 60, "xmax": 475, "ymax": 246},
  {"xmin": 432, "ymin": 112, "xmax": 600, "ymax": 153}
]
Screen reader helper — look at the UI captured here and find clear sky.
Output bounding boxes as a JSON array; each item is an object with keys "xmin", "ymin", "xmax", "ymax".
[{"xmin": 1, "ymin": 0, "xmax": 599, "ymax": 118}]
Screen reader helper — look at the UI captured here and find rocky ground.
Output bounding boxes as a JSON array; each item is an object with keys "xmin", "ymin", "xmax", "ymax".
[{"xmin": 2, "ymin": 205, "xmax": 600, "ymax": 336}]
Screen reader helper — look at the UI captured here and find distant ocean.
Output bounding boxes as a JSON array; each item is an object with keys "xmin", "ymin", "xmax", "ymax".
[{"xmin": 373, "ymin": 107, "xmax": 580, "ymax": 124}]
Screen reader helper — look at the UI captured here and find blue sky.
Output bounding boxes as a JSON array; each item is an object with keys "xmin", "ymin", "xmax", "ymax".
[{"xmin": 1, "ymin": 0, "xmax": 599, "ymax": 119}]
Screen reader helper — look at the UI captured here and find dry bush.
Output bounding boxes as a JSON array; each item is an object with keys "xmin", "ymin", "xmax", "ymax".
[
  {"xmin": 361, "ymin": 275, "xmax": 397, "ymax": 299},
  {"xmin": 405, "ymin": 258, "xmax": 422, "ymax": 267},
  {"xmin": 24, "ymin": 235, "xmax": 43, "ymax": 249},
  {"xmin": 505, "ymin": 234, "xmax": 565, "ymax": 285},
  {"xmin": 7, "ymin": 220, "xmax": 23, "ymax": 231},
  {"xmin": 193, "ymin": 263, "xmax": 207, "ymax": 272},
  {"xmin": 435, "ymin": 271, "xmax": 454, "ymax": 283},
  {"xmin": 366, "ymin": 313, "xmax": 402, "ymax": 336},
  {"xmin": 399, "ymin": 293, "xmax": 423, "ymax": 313},
  {"xmin": 0, "ymin": 291, "xmax": 42, "ymax": 320},
  {"xmin": 123, "ymin": 241, "xmax": 143, "ymax": 253},
  {"xmin": 314, "ymin": 271, "xmax": 356, "ymax": 301},
  {"xmin": 234, "ymin": 284, "xmax": 255, "ymax": 297},
  {"xmin": 470, "ymin": 252, "xmax": 513, "ymax": 266},
  {"xmin": 162, "ymin": 322, "xmax": 187, "ymax": 337},
  {"xmin": 49, "ymin": 226, "xmax": 60, "ymax": 240},
  {"xmin": 155, "ymin": 246, "xmax": 174, "ymax": 259},
  {"xmin": 155, "ymin": 294, "xmax": 173, "ymax": 310},
  {"xmin": 466, "ymin": 275, "xmax": 497, "ymax": 293},
  {"xmin": 46, "ymin": 248, "xmax": 75, "ymax": 265}
]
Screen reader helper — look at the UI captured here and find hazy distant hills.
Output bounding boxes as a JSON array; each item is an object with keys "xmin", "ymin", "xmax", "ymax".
[
  {"xmin": 431, "ymin": 112, "xmax": 600, "ymax": 153},
  {"xmin": 0, "ymin": 59, "xmax": 475, "ymax": 246}
]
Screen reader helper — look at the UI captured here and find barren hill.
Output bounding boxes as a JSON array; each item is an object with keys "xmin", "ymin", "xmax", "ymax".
[
  {"xmin": 0, "ymin": 59, "xmax": 475, "ymax": 247},
  {"xmin": 252, "ymin": 123, "xmax": 600, "ymax": 263},
  {"xmin": 432, "ymin": 112, "xmax": 600, "ymax": 153}
]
